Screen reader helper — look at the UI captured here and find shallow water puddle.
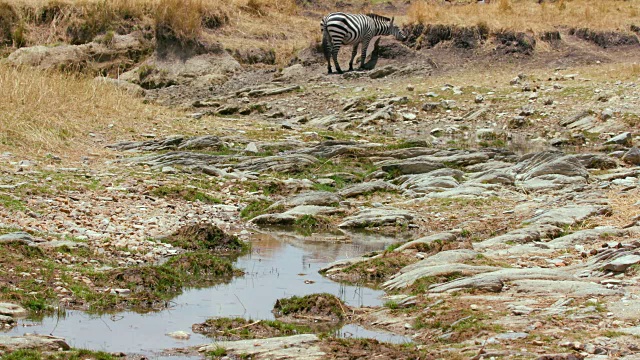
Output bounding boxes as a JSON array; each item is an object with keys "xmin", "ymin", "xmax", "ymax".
[{"xmin": 4, "ymin": 230, "xmax": 409, "ymax": 356}]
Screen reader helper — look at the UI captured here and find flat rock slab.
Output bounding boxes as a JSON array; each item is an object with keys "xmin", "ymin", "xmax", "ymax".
[
  {"xmin": 398, "ymin": 170, "xmax": 463, "ymax": 194},
  {"xmin": 251, "ymin": 206, "xmax": 343, "ymax": 226},
  {"xmin": 384, "ymin": 263, "xmax": 499, "ymax": 290},
  {"xmin": 37, "ymin": 240, "xmax": 89, "ymax": 249},
  {"xmin": 394, "ymin": 231, "xmax": 458, "ymax": 252},
  {"xmin": 338, "ymin": 208, "xmax": 416, "ymax": 228},
  {"xmin": 269, "ymin": 191, "xmax": 341, "ymax": 210},
  {"xmin": 525, "ymin": 204, "xmax": 610, "ymax": 227},
  {"xmin": 198, "ymin": 334, "xmax": 325, "ymax": 360},
  {"xmin": 619, "ymin": 326, "xmax": 640, "ymax": 337},
  {"xmin": 379, "ymin": 159, "xmax": 445, "ymax": 175},
  {"xmin": 0, "ymin": 232, "xmax": 35, "ymax": 244},
  {"xmin": 234, "ymin": 154, "xmax": 319, "ymax": 173},
  {"xmin": 510, "ymin": 280, "xmax": 624, "ymax": 297},
  {"xmin": 0, "ymin": 303, "xmax": 27, "ymax": 317},
  {"xmin": 402, "ymin": 249, "xmax": 479, "ymax": 272},
  {"xmin": 519, "ymin": 175, "xmax": 588, "ymax": 192},
  {"xmin": 338, "ymin": 180, "xmax": 397, "ymax": 198},
  {"xmin": 547, "ymin": 227, "xmax": 627, "ymax": 249},
  {"xmin": 512, "ymin": 151, "xmax": 589, "ymax": 181},
  {"xmin": 0, "ymin": 334, "xmax": 70, "ymax": 351},
  {"xmin": 320, "ymin": 257, "xmax": 371, "ymax": 273},
  {"xmin": 426, "ymin": 184, "xmax": 497, "ymax": 199},
  {"xmin": 107, "ymin": 135, "xmax": 222, "ymax": 152},
  {"xmin": 607, "ymin": 300, "xmax": 640, "ymax": 321},
  {"xmin": 602, "ymin": 254, "xmax": 640, "ymax": 272},
  {"xmin": 474, "ymin": 224, "xmax": 561, "ymax": 250},
  {"xmin": 428, "ymin": 268, "xmax": 571, "ymax": 294}
]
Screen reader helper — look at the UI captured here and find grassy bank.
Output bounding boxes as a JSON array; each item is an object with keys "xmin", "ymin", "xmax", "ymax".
[
  {"xmin": 408, "ymin": 0, "xmax": 640, "ymax": 32},
  {"xmin": 0, "ymin": 64, "xmax": 181, "ymax": 158},
  {"xmin": 0, "ymin": 0, "xmax": 316, "ymax": 63}
]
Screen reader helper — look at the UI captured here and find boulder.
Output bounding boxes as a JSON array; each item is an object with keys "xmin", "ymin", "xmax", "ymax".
[
  {"xmin": 622, "ymin": 147, "xmax": 640, "ymax": 165},
  {"xmin": 338, "ymin": 208, "xmax": 416, "ymax": 228},
  {"xmin": 0, "ymin": 334, "xmax": 70, "ymax": 352},
  {"xmin": 0, "ymin": 303, "xmax": 27, "ymax": 317},
  {"xmin": 269, "ymin": 191, "xmax": 341, "ymax": 210}
]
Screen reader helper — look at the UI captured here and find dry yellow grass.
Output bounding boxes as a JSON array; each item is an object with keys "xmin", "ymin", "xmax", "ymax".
[
  {"xmin": 603, "ymin": 188, "xmax": 640, "ymax": 228},
  {"xmin": 1, "ymin": 0, "xmax": 315, "ymax": 63},
  {"xmin": 407, "ymin": 0, "xmax": 640, "ymax": 32},
  {"xmin": 0, "ymin": 64, "xmax": 182, "ymax": 159}
]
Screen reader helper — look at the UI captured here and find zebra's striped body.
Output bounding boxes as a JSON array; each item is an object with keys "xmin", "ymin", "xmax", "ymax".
[{"xmin": 321, "ymin": 12, "xmax": 406, "ymax": 74}]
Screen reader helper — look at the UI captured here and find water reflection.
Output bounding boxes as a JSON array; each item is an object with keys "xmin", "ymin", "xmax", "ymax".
[{"xmin": 5, "ymin": 229, "xmax": 405, "ymax": 357}]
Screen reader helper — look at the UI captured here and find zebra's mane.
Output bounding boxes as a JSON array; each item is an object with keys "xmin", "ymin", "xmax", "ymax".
[{"xmin": 366, "ymin": 13, "xmax": 391, "ymax": 22}]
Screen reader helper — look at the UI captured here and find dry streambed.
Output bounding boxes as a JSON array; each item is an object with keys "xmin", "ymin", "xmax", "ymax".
[
  {"xmin": 2, "ymin": 19, "xmax": 640, "ymax": 359},
  {"xmin": 4, "ymin": 122, "xmax": 640, "ymax": 359}
]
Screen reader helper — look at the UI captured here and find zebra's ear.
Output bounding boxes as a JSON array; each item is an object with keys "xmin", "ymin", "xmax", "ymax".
[{"xmin": 390, "ymin": 17, "xmax": 395, "ymax": 26}]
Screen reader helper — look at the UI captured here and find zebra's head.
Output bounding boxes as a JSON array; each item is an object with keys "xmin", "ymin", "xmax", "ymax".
[{"xmin": 389, "ymin": 17, "xmax": 407, "ymax": 42}]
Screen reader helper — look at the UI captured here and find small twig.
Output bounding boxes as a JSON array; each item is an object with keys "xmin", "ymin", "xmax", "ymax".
[
  {"xmin": 234, "ymin": 294, "xmax": 247, "ymax": 314},
  {"xmin": 228, "ymin": 320, "xmax": 261, "ymax": 331}
]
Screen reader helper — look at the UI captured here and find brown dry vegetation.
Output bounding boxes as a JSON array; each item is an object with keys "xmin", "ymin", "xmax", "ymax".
[
  {"xmin": 1, "ymin": 0, "xmax": 316, "ymax": 62},
  {"xmin": 0, "ymin": 65, "xmax": 181, "ymax": 158},
  {"xmin": 407, "ymin": 0, "xmax": 640, "ymax": 32}
]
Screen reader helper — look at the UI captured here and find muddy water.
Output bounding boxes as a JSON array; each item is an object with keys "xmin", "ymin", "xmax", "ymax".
[{"xmin": 5, "ymin": 230, "xmax": 411, "ymax": 357}]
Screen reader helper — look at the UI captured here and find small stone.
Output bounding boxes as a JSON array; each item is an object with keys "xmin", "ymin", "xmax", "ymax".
[
  {"xmin": 245, "ymin": 142, "xmax": 259, "ymax": 154},
  {"xmin": 167, "ymin": 331, "xmax": 191, "ymax": 340},
  {"xmin": 475, "ymin": 94, "xmax": 484, "ymax": 103},
  {"xmin": 402, "ymin": 113, "xmax": 417, "ymax": 120},
  {"xmin": 422, "ymin": 102, "xmax": 439, "ymax": 112},
  {"xmin": 161, "ymin": 166, "xmax": 178, "ymax": 174},
  {"xmin": 622, "ymin": 147, "xmax": 640, "ymax": 165},
  {"xmin": 601, "ymin": 108, "xmax": 614, "ymax": 120},
  {"xmin": 604, "ymin": 132, "xmax": 632, "ymax": 146},
  {"xmin": 406, "ymin": 85, "xmax": 414, "ymax": 91},
  {"xmin": 440, "ymin": 100, "xmax": 456, "ymax": 109}
]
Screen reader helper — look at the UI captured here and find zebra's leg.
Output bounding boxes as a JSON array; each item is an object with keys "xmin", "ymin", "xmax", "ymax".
[
  {"xmin": 322, "ymin": 30, "xmax": 333, "ymax": 74},
  {"xmin": 348, "ymin": 44, "xmax": 359, "ymax": 71},
  {"xmin": 332, "ymin": 47, "xmax": 343, "ymax": 74},
  {"xmin": 359, "ymin": 37, "xmax": 371, "ymax": 70}
]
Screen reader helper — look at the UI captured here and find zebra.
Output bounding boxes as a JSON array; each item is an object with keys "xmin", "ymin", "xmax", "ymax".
[{"xmin": 321, "ymin": 12, "xmax": 407, "ymax": 74}]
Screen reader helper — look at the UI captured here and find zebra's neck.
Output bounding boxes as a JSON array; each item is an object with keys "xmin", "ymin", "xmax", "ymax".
[{"xmin": 374, "ymin": 21, "xmax": 391, "ymax": 36}]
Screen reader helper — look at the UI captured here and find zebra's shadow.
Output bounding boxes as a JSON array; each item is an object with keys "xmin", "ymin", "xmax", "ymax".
[
  {"xmin": 334, "ymin": 37, "xmax": 382, "ymax": 74},
  {"xmin": 361, "ymin": 37, "xmax": 382, "ymax": 71}
]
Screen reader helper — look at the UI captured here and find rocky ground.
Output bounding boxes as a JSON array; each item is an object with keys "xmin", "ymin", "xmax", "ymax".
[{"xmin": 1, "ymin": 13, "xmax": 640, "ymax": 360}]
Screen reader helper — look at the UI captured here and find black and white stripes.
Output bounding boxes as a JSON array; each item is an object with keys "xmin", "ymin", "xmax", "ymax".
[{"xmin": 321, "ymin": 12, "xmax": 407, "ymax": 74}]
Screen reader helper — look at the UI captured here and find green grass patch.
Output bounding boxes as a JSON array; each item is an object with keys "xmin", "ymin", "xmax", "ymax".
[
  {"xmin": 273, "ymin": 293, "xmax": 345, "ymax": 321},
  {"xmin": 0, "ymin": 348, "xmax": 120, "ymax": 360},
  {"xmin": 195, "ymin": 317, "xmax": 314, "ymax": 340},
  {"xmin": 240, "ymin": 199, "xmax": 275, "ymax": 219},
  {"xmin": 408, "ymin": 273, "xmax": 464, "ymax": 295},
  {"xmin": 339, "ymin": 253, "xmax": 414, "ymax": 285},
  {"xmin": 0, "ymin": 194, "xmax": 27, "ymax": 212},
  {"xmin": 163, "ymin": 223, "xmax": 248, "ymax": 252}
]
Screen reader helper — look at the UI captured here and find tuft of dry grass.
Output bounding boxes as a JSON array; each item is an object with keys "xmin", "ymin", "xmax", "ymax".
[
  {"xmin": 0, "ymin": 64, "xmax": 181, "ymax": 159},
  {"xmin": 602, "ymin": 189, "xmax": 640, "ymax": 228},
  {"xmin": 406, "ymin": 0, "xmax": 640, "ymax": 32}
]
